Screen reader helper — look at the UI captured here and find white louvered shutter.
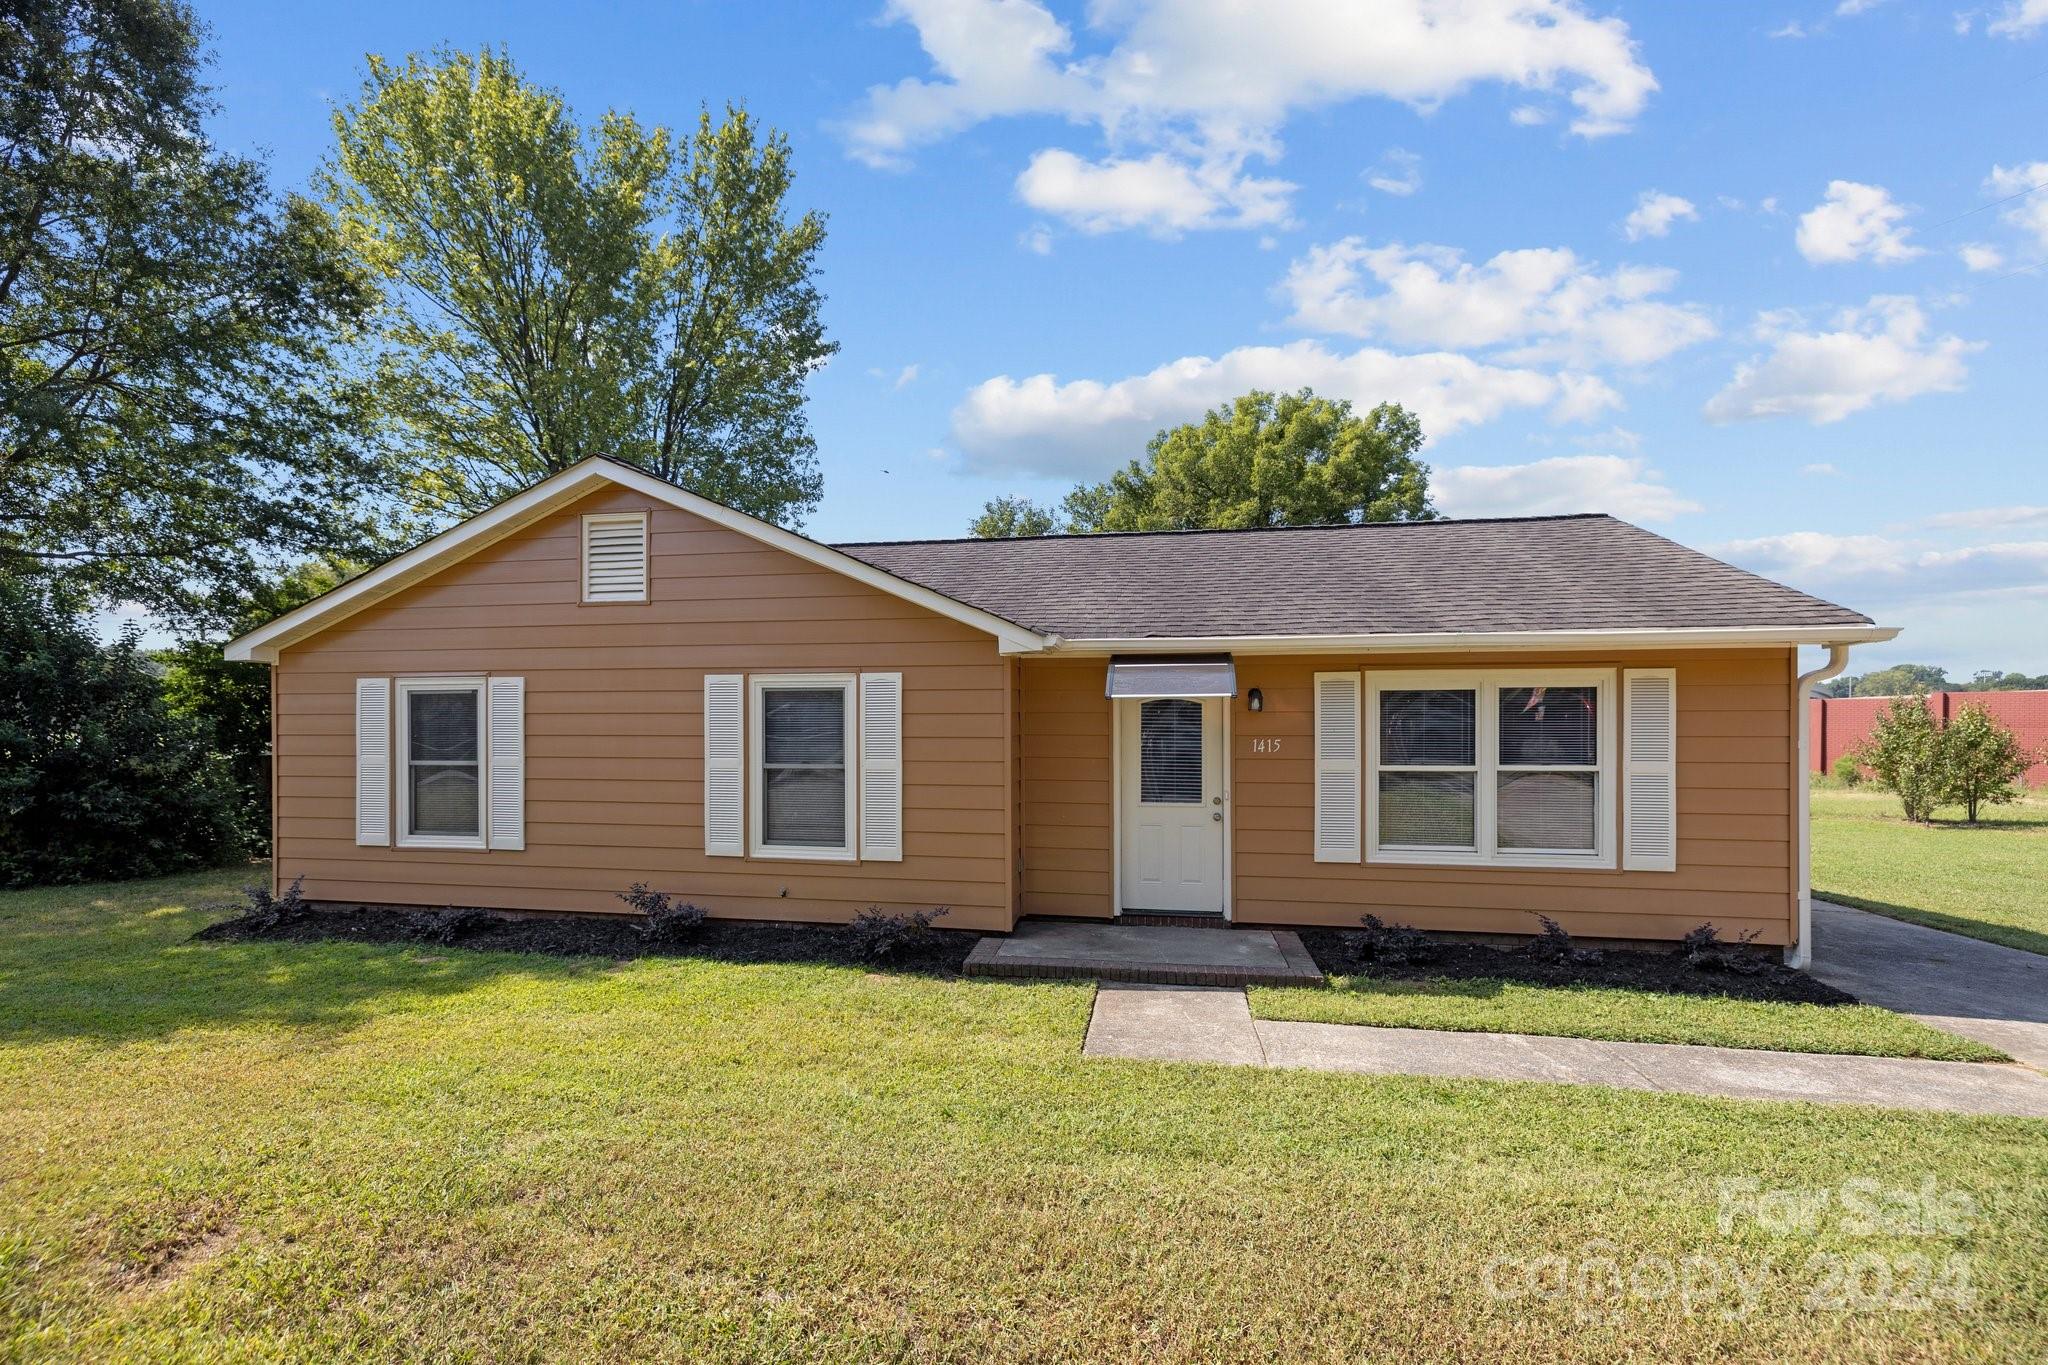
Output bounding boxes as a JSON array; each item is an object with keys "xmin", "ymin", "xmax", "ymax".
[
  {"xmin": 1314, "ymin": 672, "xmax": 1363, "ymax": 863},
  {"xmin": 582, "ymin": 513, "xmax": 647, "ymax": 602},
  {"xmin": 859, "ymin": 672, "xmax": 904, "ymax": 862},
  {"xmin": 486, "ymin": 676, "xmax": 525, "ymax": 851},
  {"xmin": 704, "ymin": 674, "xmax": 744, "ymax": 857},
  {"xmin": 1622, "ymin": 668, "xmax": 1678, "ymax": 871},
  {"xmin": 355, "ymin": 678, "xmax": 391, "ymax": 846}
]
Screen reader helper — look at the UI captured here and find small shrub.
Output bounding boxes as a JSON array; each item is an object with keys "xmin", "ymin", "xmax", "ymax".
[
  {"xmin": 1677, "ymin": 922, "xmax": 1766, "ymax": 975},
  {"xmin": 417, "ymin": 906, "xmax": 495, "ymax": 946},
  {"xmin": 844, "ymin": 906, "xmax": 949, "ymax": 962},
  {"xmin": 1940, "ymin": 703, "xmax": 2033, "ymax": 824},
  {"xmin": 1350, "ymin": 914, "xmax": 1438, "ymax": 972},
  {"xmin": 618, "ymin": 883, "xmax": 708, "ymax": 944},
  {"xmin": 1858, "ymin": 691, "xmax": 1946, "ymax": 822},
  {"xmin": 238, "ymin": 875, "xmax": 309, "ymax": 930},
  {"xmin": 1522, "ymin": 914, "xmax": 1603, "ymax": 965},
  {"xmin": 1830, "ymin": 753, "xmax": 1863, "ymax": 786}
]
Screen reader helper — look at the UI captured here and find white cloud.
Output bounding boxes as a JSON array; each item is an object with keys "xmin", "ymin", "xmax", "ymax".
[
  {"xmin": 1019, "ymin": 224, "xmax": 1054, "ymax": 255},
  {"xmin": 1720, "ymin": 531, "xmax": 2048, "ymax": 601},
  {"xmin": 1770, "ymin": 21, "xmax": 1809, "ymax": 38},
  {"xmin": 1986, "ymin": 161, "xmax": 2048, "ymax": 250},
  {"xmin": 1795, "ymin": 180, "xmax": 1923, "ymax": 264},
  {"xmin": 1703, "ymin": 296, "xmax": 1976, "ymax": 424},
  {"xmin": 1279, "ymin": 238, "xmax": 1716, "ymax": 368},
  {"xmin": 1925, "ymin": 504, "xmax": 2048, "ymax": 530},
  {"xmin": 844, "ymin": 0, "xmax": 1658, "ymax": 231},
  {"xmin": 1959, "ymin": 242, "xmax": 2005, "ymax": 271},
  {"xmin": 948, "ymin": 339, "xmax": 1618, "ymax": 477},
  {"xmin": 1802, "ymin": 462, "xmax": 1841, "ymax": 476},
  {"xmin": 1989, "ymin": 1, "xmax": 2048, "ymax": 37},
  {"xmin": 1623, "ymin": 190, "xmax": 1698, "ymax": 240},
  {"xmin": 1015, "ymin": 148, "xmax": 1294, "ymax": 235},
  {"xmin": 1836, "ymin": 0, "xmax": 1887, "ymax": 14},
  {"xmin": 867, "ymin": 362, "xmax": 923, "ymax": 389},
  {"xmin": 1433, "ymin": 455, "xmax": 1700, "ymax": 522},
  {"xmin": 1365, "ymin": 148, "xmax": 1422, "ymax": 197},
  {"xmin": 1509, "ymin": 104, "xmax": 1550, "ymax": 126}
]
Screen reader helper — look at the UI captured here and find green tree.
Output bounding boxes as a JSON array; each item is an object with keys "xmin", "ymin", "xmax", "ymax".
[
  {"xmin": 1856, "ymin": 691, "xmax": 1947, "ymax": 823},
  {"xmin": 1939, "ymin": 704, "xmax": 2033, "ymax": 824},
  {"xmin": 0, "ymin": 0, "xmax": 388, "ymax": 629},
  {"xmin": 1064, "ymin": 391, "xmax": 1434, "ymax": 532},
  {"xmin": 0, "ymin": 579, "xmax": 243, "ymax": 886},
  {"xmin": 158, "ymin": 560, "xmax": 353, "ymax": 851},
  {"xmin": 1964, "ymin": 670, "xmax": 2048, "ymax": 692},
  {"xmin": 969, "ymin": 495, "xmax": 1061, "ymax": 538},
  {"xmin": 1850, "ymin": 663, "xmax": 1953, "ymax": 697},
  {"xmin": 325, "ymin": 48, "xmax": 833, "ymax": 524}
]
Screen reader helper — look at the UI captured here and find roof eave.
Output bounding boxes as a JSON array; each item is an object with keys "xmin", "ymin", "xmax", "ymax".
[{"xmin": 1040, "ymin": 625, "xmax": 1900, "ymax": 657}]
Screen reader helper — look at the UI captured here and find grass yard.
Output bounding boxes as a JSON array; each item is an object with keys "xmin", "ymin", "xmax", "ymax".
[
  {"xmin": 1812, "ymin": 786, "xmax": 2048, "ymax": 956},
  {"xmin": 3, "ymin": 871, "xmax": 2046, "ymax": 1361},
  {"xmin": 1250, "ymin": 976, "xmax": 2007, "ymax": 1061}
]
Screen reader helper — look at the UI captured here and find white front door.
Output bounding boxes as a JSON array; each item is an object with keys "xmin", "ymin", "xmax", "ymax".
[{"xmin": 1118, "ymin": 696, "xmax": 1225, "ymax": 915}]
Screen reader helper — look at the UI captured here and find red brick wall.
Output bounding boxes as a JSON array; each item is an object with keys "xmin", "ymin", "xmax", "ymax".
[{"xmin": 1811, "ymin": 690, "xmax": 2048, "ymax": 786}]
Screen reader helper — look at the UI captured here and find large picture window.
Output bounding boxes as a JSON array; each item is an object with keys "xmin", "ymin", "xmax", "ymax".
[
  {"xmin": 396, "ymin": 677, "xmax": 486, "ymax": 849},
  {"xmin": 1367, "ymin": 669, "xmax": 1614, "ymax": 868},
  {"xmin": 749, "ymin": 675, "xmax": 857, "ymax": 860}
]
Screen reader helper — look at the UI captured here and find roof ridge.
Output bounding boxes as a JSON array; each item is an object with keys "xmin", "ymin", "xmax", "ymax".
[{"xmin": 834, "ymin": 511, "xmax": 1615, "ymax": 549}]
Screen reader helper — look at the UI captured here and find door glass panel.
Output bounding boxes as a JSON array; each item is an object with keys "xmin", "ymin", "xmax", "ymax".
[
  {"xmin": 1379, "ymin": 689, "xmax": 1476, "ymax": 765},
  {"xmin": 1499, "ymin": 686, "xmax": 1597, "ymax": 766},
  {"xmin": 1139, "ymin": 699, "xmax": 1203, "ymax": 804}
]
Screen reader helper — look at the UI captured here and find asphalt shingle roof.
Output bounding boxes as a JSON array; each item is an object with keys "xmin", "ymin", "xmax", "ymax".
[{"xmin": 833, "ymin": 514, "xmax": 1872, "ymax": 640}]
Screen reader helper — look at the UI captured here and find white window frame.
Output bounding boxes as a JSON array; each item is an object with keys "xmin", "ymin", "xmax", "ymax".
[
  {"xmin": 395, "ymin": 676, "xmax": 489, "ymax": 851},
  {"xmin": 580, "ymin": 511, "xmax": 649, "ymax": 603},
  {"xmin": 748, "ymin": 673, "xmax": 858, "ymax": 862},
  {"xmin": 1365, "ymin": 668, "xmax": 1616, "ymax": 870}
]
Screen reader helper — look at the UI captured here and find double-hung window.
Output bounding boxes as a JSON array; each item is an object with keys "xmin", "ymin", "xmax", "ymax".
[
  {"xmin": 749, "ymin": 674, "xmax": 857, "ymax": 860},
  {"xmin": 1367, "ymin": 669, "xmax": 1615, "ymax": 868},
  {"xmin": 396, "ymin": 677, "xmax": 487, "ymax": 849}
]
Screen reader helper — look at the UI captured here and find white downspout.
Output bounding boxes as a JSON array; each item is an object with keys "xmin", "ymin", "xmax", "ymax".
[{"xmin": 1787, "ymin": 643, "xmax": 1854, "ymax": 968}]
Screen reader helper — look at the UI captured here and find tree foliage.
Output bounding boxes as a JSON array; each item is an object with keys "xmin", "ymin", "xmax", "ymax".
[
  {"xmin": 0, "ymin": 579, "xmax": 243, "ymax": 886},
  {"xmin": 970, "ymin": 390, "xmax": 1435, "ymax": 536},
  {"xmin": 1857, "ymin": 692, "xmax": 1947, "ymax": 823},
  {"xmin": 0, "ymin": 0, "xmax": 388, "ymax": 629},
  {"xmin": 325, "ymin": 47, "xmax": 834, "ymax": 524},
  {"xmin": 1940, "ymin": 703, "xmax": 2033, "ymax": 824},
  {"xmin": 1848, "ymin": 663, "xmax": 1954, "ymax": 697}
]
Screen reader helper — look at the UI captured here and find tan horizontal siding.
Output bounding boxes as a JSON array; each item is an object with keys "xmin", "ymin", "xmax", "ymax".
[
  {"xmin": 1016, "ymin": 658, "xmax": 1114, "ymax": 918},
  {"xmin": 273, "ymin": 485, "xmax": 1013, "ymax": 929}
]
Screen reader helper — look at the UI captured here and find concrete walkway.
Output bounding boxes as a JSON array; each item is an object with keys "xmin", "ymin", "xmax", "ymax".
[
  {"xmin": 1808, "ymin": 899, "xmax": 2048, "ymax": 1071},
  {"xmin": 1083, "ymin": 983, "xmax": 2048, "ymax": 1117},
  {"xmin": 965, "ymin": 919, "xmax": 1322, "ymax": 987}
]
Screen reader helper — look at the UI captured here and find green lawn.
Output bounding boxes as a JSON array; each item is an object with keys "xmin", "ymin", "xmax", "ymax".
[
  {"xmin": 1813, "ymin": 786, "xmax": 2048, "ymax": 956},
  {"xmin": 1251, "ymin": 975, "xmax": 2007, "ymax": 1061},
  {"xmin": 3, "ymin": 871, "xmax": 2046, "ymax": 1361}
]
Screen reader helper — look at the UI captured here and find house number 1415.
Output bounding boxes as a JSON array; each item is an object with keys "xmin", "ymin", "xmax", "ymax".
[{"xmin": 1251, "ymin": 738, "xmax": 1283, "ymax": 754}]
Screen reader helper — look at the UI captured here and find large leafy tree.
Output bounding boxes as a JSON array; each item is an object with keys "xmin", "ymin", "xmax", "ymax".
[
  {"xmin": 0, "ymin": 0, "xmax": 387, "ymax": 629},
  {"xmin": 971, "ymin": 390, "xmax": 1436, "ymax": 536},
  {"xmin": 325, "ymin": 48, "xmax": 833, "ymax": 524}
]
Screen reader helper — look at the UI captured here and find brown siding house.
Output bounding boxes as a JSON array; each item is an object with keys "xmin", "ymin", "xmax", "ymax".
[{"xmin": 229, "ymin": 457, "xmax": 1895, "ymax": 965}]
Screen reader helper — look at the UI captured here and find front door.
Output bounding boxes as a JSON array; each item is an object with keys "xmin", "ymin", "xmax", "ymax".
[{"xmin": 1118, "ymin": 696, "xmax": 1225, "ymax": 915}]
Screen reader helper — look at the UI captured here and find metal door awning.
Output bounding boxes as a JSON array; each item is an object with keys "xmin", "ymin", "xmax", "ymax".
[{"xmin": 1104, "ymin": 656, "xmax": 1237, "ymax": 698}]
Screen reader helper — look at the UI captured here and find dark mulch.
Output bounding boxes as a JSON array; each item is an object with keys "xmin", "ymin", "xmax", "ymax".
[
  {"xmin": 194, "ymin": 905, "xmax": 982, "ymax": 976},
  {"xmin": 1298, "ymin": 928, "xmax": 1858, "ymax": 1006}
]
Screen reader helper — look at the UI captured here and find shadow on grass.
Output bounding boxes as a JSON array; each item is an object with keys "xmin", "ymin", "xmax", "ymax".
[{"xmin": 1817, "ymin": 891, "xmax": 2048, "ymax": 961}]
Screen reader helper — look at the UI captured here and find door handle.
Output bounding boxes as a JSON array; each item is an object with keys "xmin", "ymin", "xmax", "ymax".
[{"xmin": 1211, "ymin": 811, "xmax": 1223, "ymax": 822}]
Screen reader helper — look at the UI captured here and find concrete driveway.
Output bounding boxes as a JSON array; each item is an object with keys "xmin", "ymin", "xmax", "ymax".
[{"xmin": 1809, "ymin": 900, "xmax": 2048, "ymax": 1070}]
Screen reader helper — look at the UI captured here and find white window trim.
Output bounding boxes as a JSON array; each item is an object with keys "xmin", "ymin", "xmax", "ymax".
[
  {"xmin": 580, "ymin": 511, "xmax": 649, "ymax": 603},
  {"xmin": 1365, "ymin": 667, "xmax": 1617, "ymax": 871},
  {"xmin": 395, "ymin": 675, "xmax": 489, "ymax": 851},
  {"xmin": 748, "ymin": 673, "xmax": 858, "ymax": 862}
]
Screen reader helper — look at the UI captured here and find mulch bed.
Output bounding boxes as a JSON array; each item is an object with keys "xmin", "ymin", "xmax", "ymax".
[
  {"xmin": 194, "ymin": 905, "xmax": 982, "ymax": 977},
  {"xmin": 1297, "ymin": 928, "xmax": 1859, "ymax": 1006}
]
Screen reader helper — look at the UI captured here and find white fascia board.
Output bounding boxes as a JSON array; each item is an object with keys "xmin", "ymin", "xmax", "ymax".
[
  {"xmin": 1045, "ymin": 625, "xmax": 1900, "ymax": 657},
  {"xmin": 225, "ymin": 458, "xmax": 1053, "ymax": 662}
]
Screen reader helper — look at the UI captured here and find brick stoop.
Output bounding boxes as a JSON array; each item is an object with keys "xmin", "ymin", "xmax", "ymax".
[{"xmin": 964, "ymin": 921, "xmax": 1324, "ymax": 989}]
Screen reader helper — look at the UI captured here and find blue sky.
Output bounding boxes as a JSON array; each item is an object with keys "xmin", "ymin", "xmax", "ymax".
[{"xmin": 189, "ymin": 0, "xmax": 2048, "ymax": 674}]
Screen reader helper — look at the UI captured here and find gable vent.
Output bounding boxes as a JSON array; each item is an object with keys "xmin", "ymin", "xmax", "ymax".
[{"xmin": 582, "ymin": 513, "xmax": 648, "ymax": 602}]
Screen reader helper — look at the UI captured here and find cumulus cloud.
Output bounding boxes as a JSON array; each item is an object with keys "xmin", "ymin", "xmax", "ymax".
[
  {"xmin": 1015, "ymin": 148, "xmax": 1294, "ymax": 235},
  {"xmin": 1802, "ymin": 462, "xmax": 1841, "ymax": 476},
  {"xmin": 1366, "ymin": 148, "xmax": 1422, "ymax": 197},
  {"xmin": 1622, "ymin": 190, "xmax": 1697, "ymax": 241},
  {"xmin": 1278, "ymin": 238, "xmax": 1716, "ymax": 368},
  {"xmin": 948, "ymin": 340, "xmax": 1618, "ymax": 477},
  {"xmin": 1986, "ymin": 161, "xmax": 2048, "ymax": 251},
  {"xmin": 1959, "ymin": 242, "xmax": 2005, "ymax": 272},
  {"xmin": 1433, "ymin": 455, "xmax": 1700, "ymax": 521},
  {"xmin": 1796, "ymin": 181, "xmax": 1923, "ymax": 264},
  {"xmin": 1988, "ymin": 1, "xmax": 2048, "ymax": 37},
  {"xmin": 1702, "ymin": 296, "xmax": 1976, "ymax": 424},
  {"xmin": 844, "ymin": 0, "xmax": 1657, "ymax": 230},
  {"xmin": 1719, "ymin": 531, "xmax": 2048, "ymax": 602},
  {"xmin": 1924, "ymin": 504, "xmax": 2048, "ymax": 530}
]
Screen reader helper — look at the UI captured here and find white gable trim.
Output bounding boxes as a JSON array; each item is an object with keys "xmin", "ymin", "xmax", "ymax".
[{"xmin": 224, "ymin": 459, "xmax": 1052, "ymax": 662}]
